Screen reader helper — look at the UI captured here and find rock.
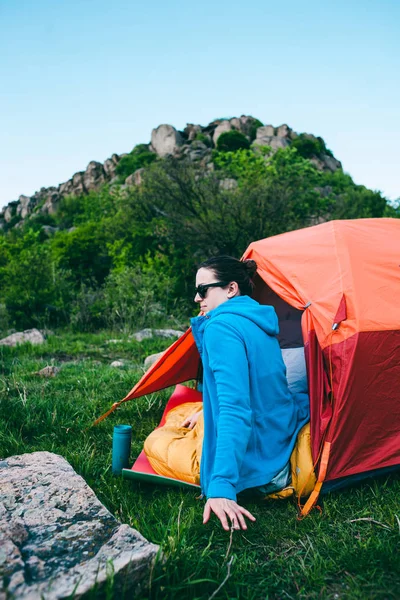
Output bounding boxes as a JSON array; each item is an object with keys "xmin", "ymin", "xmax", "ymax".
[
  {"xmin": 125, "ymin": 168, "xmax": 145, "ymax": 186},
  {"xmin": 310, "ymin": 155, "xmax": 341, "ymax": 172},
  {"xmin": 321, "ymin": 154, "xmax": 342, "ymax": 172},
  {"xmin": 0, "ymin": 329, "xmax": 45, "ymax": 347},
  {"xmin": 83, "ymin": 161, "xmax": 107, "ymax": 191},
  {"xmin": 16, "ymin": 195, "xmax": 35, "ymax": 219},
  {"xmin": 219, "ymin": 178, "xmax": 238, "ymax": 191},
  {"xmin": 238, "ymin": 115, "xmax": 261, "ymax": 137},
  {"xmin": 131, "ymin": 328, "xmax": 153, "ymax": 342},
  {"xmin": 3, "ymin": 201, "xmax": 18, "ymax": 223},
  {"xmin": 269, "ymin": 137, "xmax": 291, "ymax": 150},
  {"xmin": 276, "ymin": 124, "xmax": 291, "ymax": 138},
  {"xmin": 42, "ymin": 225, "xmax": 59, "ymax": 236},
  {"xmin": 183, "ymin": 124, "xmax": 202, "ymax": 141},
  {"xmin": 71, "ymin": 172, "xmax": 86, "ymax": 196},
  {"xmin": 144, "ymin": 351, "xmax": 164, "ymax": 369},
  {"xmin": 131, "ymin": 329, "xmax": 184, "ymax": 342},
  {"xmin": 0, "ymin": 452, "xmax": 158, "ymax": 599},
  {"xmin": 153, "ymin": 329, "xmax": 184, "ymax": 339},
  {"xmin": 213, "ymin": 121, "xmax": 233, "ymax": 146},
  {"xmin": 110, "ymin": 360, "xmax": 125, "ymax": 368},
  {"xmin": 182, "ymin": 141, "xmax": 210, "ymax": 161},
  {"xmin": 34, "ymin": 366, "xmax": 60, "ymax": 378},
  {"xmin": 151, "ymin": 125, "xmax": 183, "ymax": 157},
  {"xmin": 0, "ymin": 219, "xmax": 5, "ymax": 230},
  {"xmin": 103, "ymin": 153, "xmax": 121, "ymax": 177},
  {"xmin": 40, "ymin": 192, "xmax": 61, "ymax": 215},
  {"xmin": 257, "ymin": 125, "xmax": 275, "ymax": 138}
]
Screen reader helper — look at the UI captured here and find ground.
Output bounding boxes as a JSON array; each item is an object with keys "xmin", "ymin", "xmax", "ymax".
[{"xmin": 1, "ymin": 331, "xmax": 399, "ymax": 599}]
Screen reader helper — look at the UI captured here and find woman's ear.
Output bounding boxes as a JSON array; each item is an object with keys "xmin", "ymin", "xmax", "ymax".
[{"xmin": 227, "ymin": 281, "xmax": 239, "ymax": 298}]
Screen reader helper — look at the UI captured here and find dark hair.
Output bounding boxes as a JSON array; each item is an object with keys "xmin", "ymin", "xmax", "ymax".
[{"xmin": 197, "ymin": 255, "xmax": 257, "ymax": 296}]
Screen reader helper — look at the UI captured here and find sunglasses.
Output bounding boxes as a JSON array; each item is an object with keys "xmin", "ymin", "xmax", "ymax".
[{"xmin": 194, "ymin": 281, "xmax": 230, "ymax": 300}]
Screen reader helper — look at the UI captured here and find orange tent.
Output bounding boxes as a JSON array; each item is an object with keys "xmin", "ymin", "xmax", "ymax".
[{"xmin": 99, "ymin": 218, "xmax": 400, "ymax": 508}]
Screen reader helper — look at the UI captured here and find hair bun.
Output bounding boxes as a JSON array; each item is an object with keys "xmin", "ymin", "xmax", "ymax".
[{"xmin": 243, "ymin": 259, "xmax": 257, "ymax": 278}]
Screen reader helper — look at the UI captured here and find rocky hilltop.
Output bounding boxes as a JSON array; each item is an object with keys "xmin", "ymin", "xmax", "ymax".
[{"xmin": 0, "ymin": 116, "xmax": 341, "ymax": 229}]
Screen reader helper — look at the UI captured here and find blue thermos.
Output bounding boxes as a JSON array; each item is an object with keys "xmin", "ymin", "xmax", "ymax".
[{"xmin": 112, "ymin": 424, "xmax": 132, "ymax": 475}]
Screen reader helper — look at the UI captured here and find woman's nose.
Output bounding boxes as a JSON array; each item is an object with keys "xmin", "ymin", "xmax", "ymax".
[{"xmin": 194, "ymin": 293, "xmax": 202, "ymax": 303}]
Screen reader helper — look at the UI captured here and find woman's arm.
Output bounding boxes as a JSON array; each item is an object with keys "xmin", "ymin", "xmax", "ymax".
[{"xmin": 205, "ymin": 319, "xmax": 253, "ymax": 500}]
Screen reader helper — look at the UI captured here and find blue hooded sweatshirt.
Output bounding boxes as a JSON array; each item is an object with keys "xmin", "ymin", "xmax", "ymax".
[{"xmin": 190, "ymin": 295, "xmax": 309, "ymax": 501}]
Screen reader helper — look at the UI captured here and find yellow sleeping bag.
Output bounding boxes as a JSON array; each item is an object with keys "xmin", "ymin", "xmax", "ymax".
[{"xmin": 144, "ymin": 401, "xmax": 316, "ymax": 497}]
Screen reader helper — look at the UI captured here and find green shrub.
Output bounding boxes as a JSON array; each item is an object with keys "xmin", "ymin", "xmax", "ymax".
[
  {"xmin": 102, "ymin": 266, "xmax": 165, "ymax": 333},
  {"xmin": 115, "ymin": 144, "xmax": 157, "ymax": 181},
  {"xmin": 213, "ymin": 148, "xmax": 268, "ymax": 183},
  {"xmin": 216, "ymin": 130, "xmax": 251, "ymax": 152},
  {"xmin": 194, "ymin": 132, "xmax": 211, "ymax": 147},
  {"xmin": 291, "ymin": 133, "xmax": 333, "ymax": 159},
  {"xmin": 70, "ymin": 283, "xmax": 106, "ymax": 332}
]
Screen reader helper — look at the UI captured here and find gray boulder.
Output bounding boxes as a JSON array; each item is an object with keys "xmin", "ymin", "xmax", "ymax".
[
  {"xmin": 103, "ymin": 153, "xmax": 121, "ymax": 177},
  {"xmin": 83, "ymin": 161, "xmax": 107, "ymax": 191},
  {"xmin": 213, "ymin": 121, "xmax": 233, "ymax": 146},
  {"xmin": 0, "ymin": 329, "xmax": 45, "ymax": 347},
  {"xmin": 131, "ymin": 329, "xmax": 184, "ymax": 342},
  {"xmin": 110, "ymin": 360, "xmax": 125, "ymax": 368},
  {"xmin": 151, "ymin": 125, "xmax": 183, "ymax": 157},
  {"xmin": 3, "ymin": 201, "xmax": 18, "ymax": 223},
  {"xmin": 0, "ymin": 451, "xmax": 159, "ymax": 599},
  {"xmin": 276, "ymin": 124, "xmax": 291, "ymax": 138},
  {"xmin": 144, "ymin": 351, "xmax": 165, "ymax": 369},
  {"xmin": 40, "ymin": 191, "xmax": 61, "ymax": 215},
  {"xmin": 256, "ymin": 125, "xmax": 275, "ymax": 138},
  {"xmin": 16, "ymin": 195, "xmax": 35, "ymax": 219}
]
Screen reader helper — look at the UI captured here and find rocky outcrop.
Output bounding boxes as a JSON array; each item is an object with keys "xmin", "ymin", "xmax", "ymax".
[
  {"xmin": 0, "ymin": 451, "xmax": 159, "ymax": 599},
  {"xmin": 252, "ymin": 123, "xmax": 292, "ymax": 151},
  {"xmin": 0, "ymin": 329, "xmax": 45, "ymax": 347},
  {"xmin": 0, "ymin": 152, "xmax": 126, "ymax": 225},
  {"xmin": 1, "ymin": 115, "xmax": 342, "ymax": 230},
  {"xmin": 150, "ymin": 124, "xmax": 184, "ymax": 157}
]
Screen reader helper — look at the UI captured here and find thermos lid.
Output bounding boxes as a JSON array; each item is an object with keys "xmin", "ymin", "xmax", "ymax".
[{"xmin": 113, "ymin": 424, "xmax": 132, "ymax": 434}]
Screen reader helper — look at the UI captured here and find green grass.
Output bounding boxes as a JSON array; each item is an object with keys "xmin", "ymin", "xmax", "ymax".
[{"xmin": 1, "ymin": 332, "xmax": 399, "ymax": 599}]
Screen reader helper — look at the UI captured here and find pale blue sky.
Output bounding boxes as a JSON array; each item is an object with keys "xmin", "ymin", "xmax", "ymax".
[{"xmin": 1, "ymin": 0, "xmax": 399, "ymax": 209}]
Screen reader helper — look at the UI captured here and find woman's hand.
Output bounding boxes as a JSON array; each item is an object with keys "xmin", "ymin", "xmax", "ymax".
[
  {"xmin": 203, "ymin": 498, "xmax": 256, "ymax": 531},
  {"xmin": 181, "ymin": 410, "xmax": 203, "ymax": 430}
]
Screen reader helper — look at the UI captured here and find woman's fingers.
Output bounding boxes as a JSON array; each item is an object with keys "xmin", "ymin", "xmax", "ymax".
[
  {"xmin": 233, "ymin": 511, "xmax": 247, "ymax": 530},
  {"xmin": 203, "ymin": 502, "xmax": 211, "ymax": 524},
  {"xmin": 238, "ymin": 505, "xmax": 256, "ymax": 522},
  {"xmin": 203, "ymin": 498, "xmax": 255, "ymax": 531}
]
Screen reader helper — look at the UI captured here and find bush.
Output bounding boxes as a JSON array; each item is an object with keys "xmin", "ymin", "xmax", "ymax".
[
  {"xmin": 70, "ymin": 283, "xmax": 106, "ymax": 332},
  {"xmin": 291, "ymin": 134, "xmax": 333, "ymax": 159},
  {"xmin": 216, "ymin": 130, "xmax": 251, "ymax": 152},
  {"xmin": 194, "ymin": 133, "xmax": 212, "ymax": 147},
  {"xmin": 103, "ymin": 266, "xmax": 165, "ymax": 333},
  {"xmin": 115, "ymin": 144, "xmax": 157, "ymax": 181}
]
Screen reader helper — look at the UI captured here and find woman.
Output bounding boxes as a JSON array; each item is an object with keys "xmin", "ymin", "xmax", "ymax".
[{"xmin": 186, "ymin": 256, "xmax": 309, "ymax": 531}]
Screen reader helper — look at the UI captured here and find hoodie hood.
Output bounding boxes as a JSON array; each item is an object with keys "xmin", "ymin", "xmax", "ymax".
[
  {"xmin": 191, "ymin": 296, "xmax": 279, "ymax": 354},
  {"xmin": 209, "ymin": 295, "xmax": 279, "ymax": 335}
]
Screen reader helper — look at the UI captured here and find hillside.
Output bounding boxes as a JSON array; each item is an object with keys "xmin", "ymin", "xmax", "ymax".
[
  {"xmin": 1, "ymin": 116, "xmax": 341, "ymax": 229},
  {"xmin": 0, "ymin": 115, "xmax": 397, "ymax": 333}
]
